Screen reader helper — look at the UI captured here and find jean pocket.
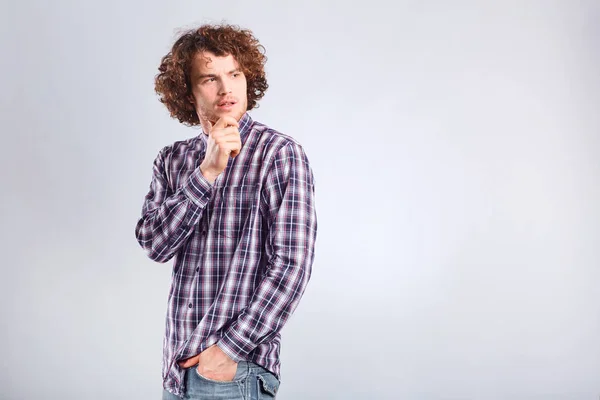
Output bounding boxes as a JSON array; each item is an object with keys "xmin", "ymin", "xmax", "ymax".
[
  {"xmin": 189, "ymin": 366, "xmax": 246, "ymax": 399},
  {"xmin": 194, "ymin": 368, "xmax": 236, "ymax": 384},
  {"xmin": 194, "ymin": 361, "xmax": 247, "ymax": 384},
  {"xmin": 257, "ymin": 373, "xmax": 280, "ymax": 397}
]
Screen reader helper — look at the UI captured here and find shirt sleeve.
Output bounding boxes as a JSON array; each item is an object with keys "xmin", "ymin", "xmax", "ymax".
[
  {"xmin": 217, "ymin": 142, "xmax": 318, "ymax": 360},
  {"xmin": 135, "ymin": 146, "xmax": 213, "ymax": 263}
]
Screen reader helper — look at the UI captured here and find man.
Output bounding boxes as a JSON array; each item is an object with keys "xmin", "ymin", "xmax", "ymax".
[{"xmin": 135, "ymin": 24, "xmax": 317, "ymax": 399}]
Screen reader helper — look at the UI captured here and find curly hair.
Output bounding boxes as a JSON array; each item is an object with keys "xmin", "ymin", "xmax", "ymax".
[{"xmin": 155, "ymin": 24, "xmax": 268, "ymax": 126}]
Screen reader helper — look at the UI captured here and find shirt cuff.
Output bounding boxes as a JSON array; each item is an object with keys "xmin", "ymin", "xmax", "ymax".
[
  {"xmin": 217, "ymin": 329, "xmax": 255, "ymax": 362},
  {"xmin": 182, "ymin": 167, "xmax": 213, "ymax": 208}
]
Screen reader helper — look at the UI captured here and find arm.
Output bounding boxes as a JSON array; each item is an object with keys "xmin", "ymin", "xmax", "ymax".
[
  {"xmin": 217, "ymin": 142, "xmax": 318, "ymax": 360},
  {"xmin": 135, "ymin": 146, "xmax": 213, "ymax": 263}
]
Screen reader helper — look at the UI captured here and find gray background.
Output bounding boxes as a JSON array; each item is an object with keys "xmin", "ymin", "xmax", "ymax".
[{"xmin": 1, "ymin": 1, "xmax": 599, "ymax": 399}]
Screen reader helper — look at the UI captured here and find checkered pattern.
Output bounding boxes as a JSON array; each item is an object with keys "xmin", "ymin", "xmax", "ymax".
[{"xmin": 135, "ymin": 113, "xmax": 317, "ymax": 397}]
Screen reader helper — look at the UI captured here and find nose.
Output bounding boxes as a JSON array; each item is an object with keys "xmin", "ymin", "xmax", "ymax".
[{"xmin": 219, "ymin": 81, "xmax": 232, "ymax": 95}]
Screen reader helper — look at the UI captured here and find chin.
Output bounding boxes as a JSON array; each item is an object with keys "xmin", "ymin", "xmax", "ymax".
[
  {"xmin": 224, "ymin": 109, "xmax": 244, "ymax": 120},
  {"xmin": 208, "ymin": 108, "xmax": 245, "ymax": 124}
]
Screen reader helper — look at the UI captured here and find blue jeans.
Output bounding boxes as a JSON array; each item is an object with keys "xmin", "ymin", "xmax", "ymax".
[{"xmin": 162, "ymin": 361, "xmax": 280, "ymax": 399}]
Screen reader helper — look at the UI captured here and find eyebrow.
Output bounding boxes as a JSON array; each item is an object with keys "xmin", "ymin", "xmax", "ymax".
[{"xmin": 195, "ymin": 69, "xmax": 241, "ymax": 80}]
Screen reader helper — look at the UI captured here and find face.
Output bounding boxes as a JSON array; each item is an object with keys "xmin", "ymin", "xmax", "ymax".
[{"xmin": 189, "ymin": 51, "xmax": 248, "ymax": 132}]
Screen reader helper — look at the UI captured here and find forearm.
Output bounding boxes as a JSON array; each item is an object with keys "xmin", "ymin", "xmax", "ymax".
[
  {"xmin": 136, "ymin": 166, "xmax": 213, "ymax": 263},
  {"xmin": 217, "ymin": 252, "xmax": 314, "ymax": 361}
]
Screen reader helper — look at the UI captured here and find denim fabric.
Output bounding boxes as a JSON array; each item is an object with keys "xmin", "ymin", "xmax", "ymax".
[{"xmin": 162, "ymin": 361, "xmax": 280, "ymax": 400}]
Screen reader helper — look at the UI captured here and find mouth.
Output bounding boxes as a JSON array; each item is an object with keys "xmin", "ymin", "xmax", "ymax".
[{"xmin": 217, "ymin": 100, "xmax": 237, "ymax": 108}]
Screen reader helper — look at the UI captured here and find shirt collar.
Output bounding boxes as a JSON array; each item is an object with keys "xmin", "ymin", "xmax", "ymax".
[{"xmin": 237, "ymin": 112, "xmax": 253, "ymax": 144}]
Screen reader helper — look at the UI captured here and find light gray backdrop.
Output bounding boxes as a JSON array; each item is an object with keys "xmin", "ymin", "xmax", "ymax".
[{"xmin": 1, "ymin": 1, "xmax": 599, "ymax": 399}]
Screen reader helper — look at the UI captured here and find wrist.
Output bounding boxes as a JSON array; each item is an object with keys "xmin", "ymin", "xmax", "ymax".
[{"xmin": 200, "ymin": 165, "xmax": 220, "ymax": 184}]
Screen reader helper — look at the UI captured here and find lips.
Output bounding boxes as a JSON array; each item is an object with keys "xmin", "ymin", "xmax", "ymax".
[{"xmin": 217, "ymin": 99, "xmax": 237, "ymax": 106}]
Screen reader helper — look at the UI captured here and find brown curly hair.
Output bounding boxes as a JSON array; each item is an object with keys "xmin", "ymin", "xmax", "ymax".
[{"xmin": 155, "ymin": 24, "xmax": 268, "ymax": 126}]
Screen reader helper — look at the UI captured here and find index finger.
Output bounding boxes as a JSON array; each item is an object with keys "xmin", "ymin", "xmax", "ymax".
[{"xmin": 213, "ymin": 116, "xmax": 239, "ymax": 131}]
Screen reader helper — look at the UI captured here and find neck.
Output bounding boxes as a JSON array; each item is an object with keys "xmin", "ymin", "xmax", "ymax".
[{"xmin": 200, "ymin": 119, "xmax": 213, "ymax": 136}]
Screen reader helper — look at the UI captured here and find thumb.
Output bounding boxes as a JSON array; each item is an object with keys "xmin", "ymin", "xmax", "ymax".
[
  {"xmin": 179, "ymin": 355, "xmax": 200, "ymax": 368},
  {"xmin": 205, "ymin": 119, "xmax": 215, "ymax": 138}
]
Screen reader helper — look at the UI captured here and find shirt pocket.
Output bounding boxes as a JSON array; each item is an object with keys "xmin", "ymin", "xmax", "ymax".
[{"xmin": 213, "ymin": 184, "xmax": 259, "ymax": 239}]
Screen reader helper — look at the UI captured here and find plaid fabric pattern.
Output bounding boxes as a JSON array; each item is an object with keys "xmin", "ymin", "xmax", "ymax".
[{"xmin": 135, "ymin": 113, "xmax": 317, "ymax": 396}]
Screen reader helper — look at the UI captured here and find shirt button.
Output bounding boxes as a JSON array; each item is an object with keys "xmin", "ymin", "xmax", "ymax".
[
  {"xmin": 188, "ymin": 303, "xmax": 193, "ymax": 308},
  {"xmin": 196, "ymin": 268, "xmax": 199, "ymax": 272}
]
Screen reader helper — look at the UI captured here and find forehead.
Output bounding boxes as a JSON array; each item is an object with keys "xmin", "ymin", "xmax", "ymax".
[{"xmin": 191, "ymin": 51, "xmax": 240, "ymax": 74}]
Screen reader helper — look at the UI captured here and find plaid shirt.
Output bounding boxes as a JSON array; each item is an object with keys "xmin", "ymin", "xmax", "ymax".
[{"xmin": 135, "ymin": 113, "xmax": 317, "ymax": 397}]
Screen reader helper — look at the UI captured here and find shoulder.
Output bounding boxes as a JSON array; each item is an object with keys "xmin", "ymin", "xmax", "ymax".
[
  {"xmin": 250, "ymin": 120, "xmax": 314, "ymax": 188},
  {"xmin": 156, "ymin": 134, "xmax": 205, "ymax": 163},
  {"xmin": 251, "ymin": 120, "xmax": 309, "ymax": 160}
]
